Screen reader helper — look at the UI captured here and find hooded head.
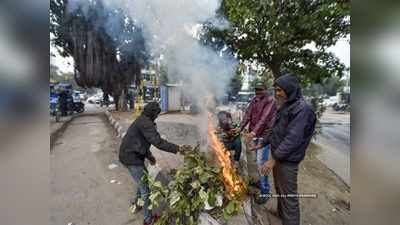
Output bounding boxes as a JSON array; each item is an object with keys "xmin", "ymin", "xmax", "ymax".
[
  {"xmin": 274, "ymin": 73, "xmax": 302, "ymax": 107},
  {"xmin": 142, "ymin": 101, "xmax": 161, "ymax": 121}
]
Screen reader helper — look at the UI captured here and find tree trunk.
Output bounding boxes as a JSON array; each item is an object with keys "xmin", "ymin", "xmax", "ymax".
[
  {"xmin": 269, "ymin": 63, "xmax": 282, "ymax": 79},
  {"xmin": 117, "ymin": 89, "xmax": 128, "ymax": 112}
]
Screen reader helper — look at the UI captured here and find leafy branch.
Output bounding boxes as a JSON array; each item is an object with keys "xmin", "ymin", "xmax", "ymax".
[{"xmin": 145, "ymin": 145, "xmax": 242, "ymax": 225}]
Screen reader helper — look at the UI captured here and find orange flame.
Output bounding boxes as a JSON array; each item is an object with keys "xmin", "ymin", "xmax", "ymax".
[{"xmin": 207, "ymin": 113, "xmax": 247, "ymax": 199}]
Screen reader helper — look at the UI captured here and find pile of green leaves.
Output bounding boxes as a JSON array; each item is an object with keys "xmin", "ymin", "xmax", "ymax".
[{"xmin": 145, "ymin": 145, "xmax": 242, "ymax": 225}]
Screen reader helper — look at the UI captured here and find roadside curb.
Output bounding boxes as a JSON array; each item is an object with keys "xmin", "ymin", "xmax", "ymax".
[
  {"xmin": 105, "ymin": 110, "xmax": 126, "ymax": 139},
  {"xmin": 104, "ymin": 110, "xmax": 166, "ymax": 181}
]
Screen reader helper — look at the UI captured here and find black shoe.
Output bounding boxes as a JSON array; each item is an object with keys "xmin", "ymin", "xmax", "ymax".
[
  {"xmin": 143, "ymin": 214, "xmax": 160, "ymax": 225},
  {"xmin": 249, "ymin": 179, "xmax": 260, "ymax": 187},
  {"xmin": 254, "ymin": 195, "xmax": 270, "ymax": 204}
]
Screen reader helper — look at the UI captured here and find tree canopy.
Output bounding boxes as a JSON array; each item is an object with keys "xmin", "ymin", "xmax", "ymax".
[
  {"xmin": 208, "ymin": 0, "xmax": 350, "ymax": 84},
  {"xmin": 50, "ymin": 0, "xmax": 148, "ymax": 110}
]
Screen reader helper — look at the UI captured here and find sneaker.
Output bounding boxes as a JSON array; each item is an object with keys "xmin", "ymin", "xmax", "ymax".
[
  {"xmin": 129, "ymin": 203, "xmax": 142, "ymax": 214},
  {"xmin": 143, "ymin": 220, "xmax": 152, "ymax": 225},
  {"xmin": 129, "ymin": 198, "xmax": 142, "ymax": 214},
  {"xmin": 254, "ymin": 195, "xmax": 270, "ymax": 205}
]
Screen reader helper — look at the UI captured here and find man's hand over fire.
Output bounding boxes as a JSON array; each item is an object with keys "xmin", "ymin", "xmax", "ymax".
[
  {"xmin": 248, "ymin": 144, "xmax": 263, "ymax": 151},
  {"xmin": 260, "ymin": 159, "xmax": 275, "ymax": 176},
  {"xmin": 214, "ymin": 128, "xmax": 223, "ymax": 134},
  {"xmin": 243, "ymin": 131, "xmax": 256, "ymax": 144},
  {"xmin": 230, "ymin": 128, "xmax": 240, "ymax": 136},
  {"xmin": 249, "ymin": 132, "xmax": 256, "ymax": 139}
]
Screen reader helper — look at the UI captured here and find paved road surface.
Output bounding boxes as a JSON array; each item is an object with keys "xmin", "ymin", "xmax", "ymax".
[
  {"xmin": 50, "ymin": 110, "xmax": 142, "ymax": 225},
  {"xmin": 316, "ymin": 110, "xmax": 350, "ymax": 185}
]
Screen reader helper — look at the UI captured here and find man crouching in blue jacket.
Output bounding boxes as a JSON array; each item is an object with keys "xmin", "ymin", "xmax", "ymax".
[{"xmin": 258, "ymin": 73, "xmax": 316, "ymax": 225}]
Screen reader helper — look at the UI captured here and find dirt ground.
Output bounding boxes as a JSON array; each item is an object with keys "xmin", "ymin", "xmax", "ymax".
[
  {"xmin": 298, "ymin": 143, "xmax": 350, "ymax": 225},
  {"xmin": 251, "ymin": 143, "xmax": 350, "ymax": 225}
]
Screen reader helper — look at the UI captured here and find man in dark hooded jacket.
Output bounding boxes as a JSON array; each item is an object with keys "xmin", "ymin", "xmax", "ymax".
[
  {"xmin": 119, "ymin": 101, "xmax": 184, "ymax": 225},
  {"xmin": 260, "ymin": 73, "xmax": 316, "ymax": 225}
]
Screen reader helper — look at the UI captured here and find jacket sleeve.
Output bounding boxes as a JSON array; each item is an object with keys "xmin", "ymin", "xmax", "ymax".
[
  {"xmin": 240, "ymin": 102, "xmax": 252, "ymax": 131},
  {"xmin": 272, "ymin": 107, "xmax": 310, "ymax": 161},
  {"xmin": 253, "ymin": 100, "xmax": 277, "ymax": 136},
  {"xmin": 140, "ymin": 121, "xmax": 179, "ymax": 155}
]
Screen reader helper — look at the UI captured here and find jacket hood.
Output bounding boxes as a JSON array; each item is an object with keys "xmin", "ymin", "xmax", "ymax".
[
  {"xmin": 142, "ymin": 102, "xmax": 161, "ymax": 121},
  {"xmin": 274, "ymin": 73, "xmax": 302, "ymax": 103}
]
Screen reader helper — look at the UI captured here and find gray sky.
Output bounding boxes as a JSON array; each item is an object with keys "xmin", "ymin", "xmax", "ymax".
[
  {"xmin": 328, "ymin": 35, "xmax": 350, "ymax": 68},
  {"xmin": 50, "ymin": 36, "xmax": 350, "ymax": 75}
]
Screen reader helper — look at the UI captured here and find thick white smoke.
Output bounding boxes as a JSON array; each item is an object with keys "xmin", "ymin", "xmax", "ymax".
[
  {"xmin": 67, "ymin": 0, "xmax": 238, "ymax": 144},
  {"xmin": 105, "ymin": 0, "xmax": 237, "ymax": 143},
  {"xmin": 103, "ymin": 0, "xmax": 237, "ymax": 107}
]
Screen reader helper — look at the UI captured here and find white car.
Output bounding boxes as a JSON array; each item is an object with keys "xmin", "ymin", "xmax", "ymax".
[
  {"xmin": 79, "ymin": 93, "xmax": 87, "ymax": 101},
  {"xmin": 87, "ymin": 95, "xmax": 102, "ymax": 104},
  {"xmin": 323, "ymin": 96, "xmax": 338, "ymax": 107}
]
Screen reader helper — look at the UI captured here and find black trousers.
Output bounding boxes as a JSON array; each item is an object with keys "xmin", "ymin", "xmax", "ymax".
[
  {"xmin": 224, "ymin": 137, "xmax": 242, "ymax": 161},
  {"xmin": 273, "ymin": 161, "xmax": 300, "ymax": 225}
]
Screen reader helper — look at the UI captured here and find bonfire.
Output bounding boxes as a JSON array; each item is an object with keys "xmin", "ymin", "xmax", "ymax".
[{"xmin": 207, "ymin": 112, "xmax": 247, "ymax": 200}]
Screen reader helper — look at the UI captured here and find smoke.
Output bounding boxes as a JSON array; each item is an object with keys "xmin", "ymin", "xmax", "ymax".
[
  {"xmin": 103, "ymin": 0, "xmax": 237, "ymax": 106},
  {"xmin": 66, "ymin": 0, "xmax": 237, "ymax": 106},
  {"xmin": 67, "ymin": 0, "xmax": 237, "ymax": 142}
]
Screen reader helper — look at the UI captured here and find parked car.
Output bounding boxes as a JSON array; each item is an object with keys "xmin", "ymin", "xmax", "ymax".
[
  {"xmin": 79, "ymin": 92, "xmax": 88, "ymax": 101},
  {"xmin": 87, "ymin": 94, "xmax": 102, "ymax": 104},
  {"xmin": 323, "ymin": 96, "xmax": 338, "ymax": 107}
]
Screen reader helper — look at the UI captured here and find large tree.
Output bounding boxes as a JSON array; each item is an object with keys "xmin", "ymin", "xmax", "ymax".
[
  {"xmin": 50, "ymin": 0, "xmax": 148, "ymax": 111},
  {"xmin": 208, "ymin": 0, "xmax": 350, "ymax": 84}
]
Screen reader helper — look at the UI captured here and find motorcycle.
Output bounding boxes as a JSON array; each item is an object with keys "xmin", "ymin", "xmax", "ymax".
[
  {"xmin": 73, "ymin": 101, "xmax": 85, "ymax": 113},
  {"xmin": 332, "ymin": 103, "xmax": 350, "ymax": 112},
  {"xmin": 50, "ymin": 95, "xmax": 61, "ymax": 122},
  {"xmin": 72, "ymin": 91, "xmax": 85, "ymax": 113}
]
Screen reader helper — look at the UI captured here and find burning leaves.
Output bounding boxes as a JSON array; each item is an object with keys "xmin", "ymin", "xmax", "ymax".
[
  {"xmin": 207, "ymin": 113, "xmax": 247, "ymax": 200},
  {"xmin": 141, "ymin": 112, "xmax": 248, "ymax": 224}
]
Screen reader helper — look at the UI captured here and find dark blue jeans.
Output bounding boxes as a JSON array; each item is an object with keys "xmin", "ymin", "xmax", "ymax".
[
  {"xmin": 127, "ymin": 165, "xmax": 152, "ymax": 223},
  {"xmin": 256, "ymin": 144, "xmax": 270, "ymax": 195},
  {"xmin": 224, "ymin": 137, "xmax": 242, "ymax": 161}
]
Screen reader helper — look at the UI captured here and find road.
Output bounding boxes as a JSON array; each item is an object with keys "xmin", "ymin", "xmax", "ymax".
[
  {"xmin": 50, "ymin": 105, "xmax": 142, "ymax": 225},
  {"xmin": 316, "ymin": 109, "xmax": 350, "ymax": 186}
]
